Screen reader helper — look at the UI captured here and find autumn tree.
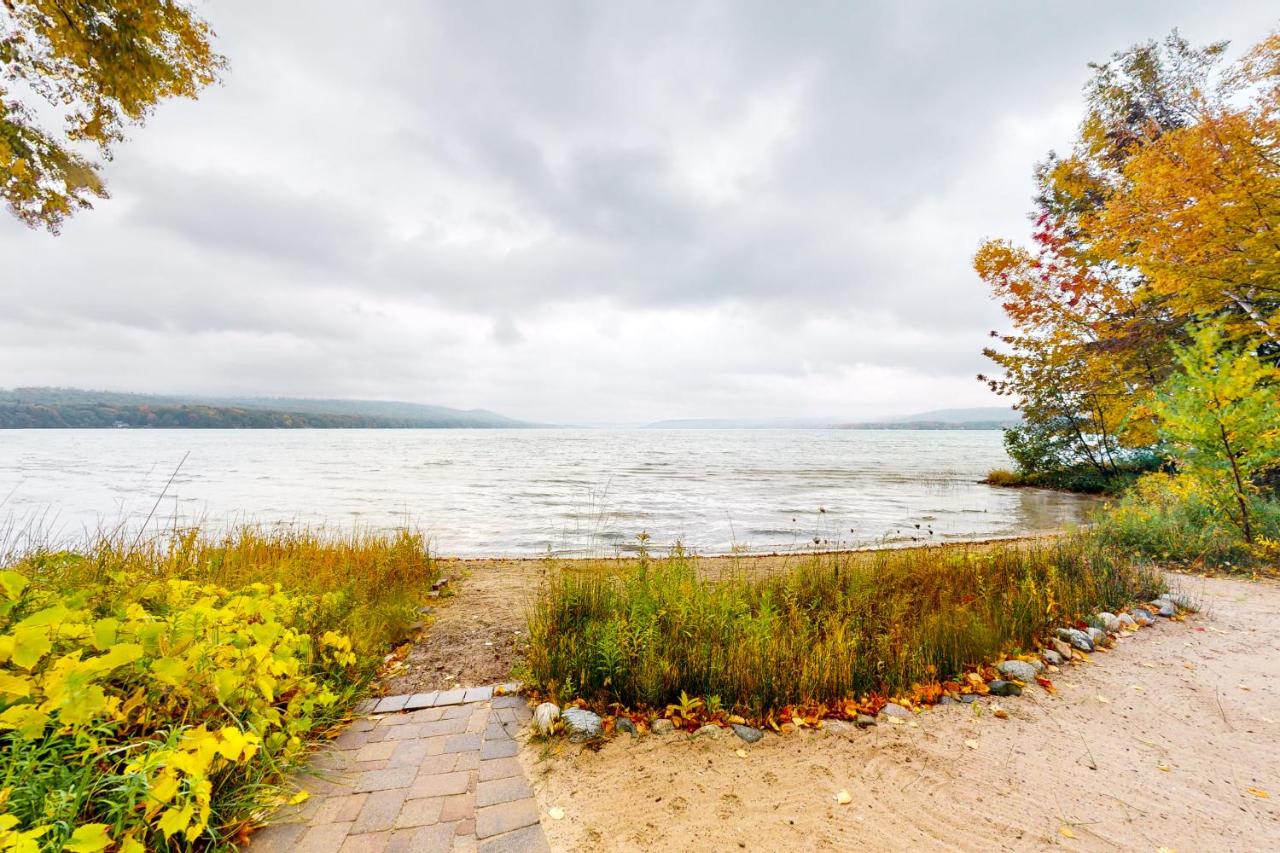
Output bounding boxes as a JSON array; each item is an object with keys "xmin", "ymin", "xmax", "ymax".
[
  {"xmin": 977, "ymin": 29, "xmax": 1280, "ymax": 482},
  {"xmin": 0, "ymin": 0, "xmax": 225, "ymax": 232},
  {"xmin": 1154, "ymin": 321, "xmax": 1280, "ymax": 542}
]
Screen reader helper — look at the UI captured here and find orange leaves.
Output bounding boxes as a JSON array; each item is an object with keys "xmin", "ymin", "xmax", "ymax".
[{"xmin": 1036, "ymin": 676, "xmax": 1056, "ymax": 694}]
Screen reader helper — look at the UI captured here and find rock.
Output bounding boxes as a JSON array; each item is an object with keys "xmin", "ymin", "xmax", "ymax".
[
  {"xmin": 651, "ymin": 719, "xmax": 674, "ymax": 736},
  {"xmin": 615, "ymin": 717, "xmax": 638, "ymax": 737},
  {"xmin": 1163, "ymin": 592, "xmax": 1196, "ymax": 610},
  {"xmin": 823, "ymin": 719, "xmax": 856, "ymax": 735},
  {"xmin": 1041, "ymin": 649, "xmax": 1064, "ymax": 667},
  {"xmin": 855, "ymin": 714, "xmax": 877, "ymax": 728},
  {"xmin": 562, "ymin": 708, "xmax": 603, "ymax": 742},
  {"xmin": 956, "ymin": 694, "xmax": 978, "ymax": 704},
  {"xmin": 878, "ymin": 703, "xmax": 911, "ymax": 719},
  {"xmin": 1056, "ymin": 627, "xmax": 1094, "ymax": 652},
  {"xmin": 732, "ymin": 724, "xmax": 763, "ymax": 744},
  {"xmin": 939, "ymin": 695, "xmax": 957, "ymax": 706},
  {"xmin": 997, "ymin": 660, "xmax": 1039, "ymax": 683},
  {"xmin": 988, "ymin": 680, "xmax": 1022, "ymax": 697},
  {"xmin": 1117, "ymin": 613, "xmax": 1136, "ymax": 630},
  {"xmin": 533, "ymin": 702, "xmax": 561, "ymax": 737},
  {"xmin": 1097, "ymin": 612, "xmax": 1121, "ymax": 633},
  {"xmin": 693, "ymin": 724, "xmax": 721, "ymax": 738},
  {"xmin": 1129, "ymin": 609, "xmax": 1153, "ymax": 626},
  {"xmin": 1157, "ymin": 601, "xmax": 1177, "ymax": 618},
  {"xmin": 1051, "ymin": 638, "xmax": 1073, "ymax": 661}
]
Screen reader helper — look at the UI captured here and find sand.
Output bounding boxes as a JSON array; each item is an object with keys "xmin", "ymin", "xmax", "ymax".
[{"xmin": 520, "ymin": 571, "xmax": 1280, "ymax": 851}]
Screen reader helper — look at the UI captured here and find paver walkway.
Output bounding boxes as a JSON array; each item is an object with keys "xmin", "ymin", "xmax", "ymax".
[{"xmin": 247, "ymin": 685, "xmax": 548, "ymax": 852}]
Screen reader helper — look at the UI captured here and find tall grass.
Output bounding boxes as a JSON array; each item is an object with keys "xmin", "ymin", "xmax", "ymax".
[
  {"xmin": 526, "ymin": 537, "xmax": 1161, "ymax": 715},
  {"xmin": 11, "ymin": 524, "xmax": 436, "ymax": 659}
]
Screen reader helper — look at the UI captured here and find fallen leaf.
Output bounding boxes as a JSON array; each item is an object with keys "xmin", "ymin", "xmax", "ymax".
[
  {"xmin": 287, "ymin": 790, "xmax": 310, "ymax": 805},
  {"xmin": 1140, "ymin": 662, "xmax": 1156, "ymax": 669},
  {"xmin": 834, "ymin": 790, "xmax": 851, "ymax": 805},
  {"xmin": 1246, "ymin": 787, "xmax": 1270, "ymax": 799},
  {"xmin": 735, "ymin": 749, "xmax": 747, "ymax": 759},
  {"xmin": 964, "ymin": 739, "xmax": 979, "ymax": 750},
  {"xmin": 992, "ymin": 706, "xmax": 1009, "ymax": 720},
  {"xmin": 1156, "ymin": 847, "xmax": 1176, "ymax": 853},
  {"xmin": 548, "ymin": 807, "xmax": 565, "ymax": 821},
  {"xmin": 1095, "ymin": 695, "xmax": 1111, "ymax": 704},
  {"xmin": 1058, "ymin": 825, "xmax": 1077, "ymax": 839},
  {"xmin": 1157, "ymin": 762, "xmax": 1171, "ymax": 772}
]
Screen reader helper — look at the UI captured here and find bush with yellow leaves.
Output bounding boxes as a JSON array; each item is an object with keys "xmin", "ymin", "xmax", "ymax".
[{"xmin": 0, "ymin": 565, "xmax": 365, "ymax": 851}]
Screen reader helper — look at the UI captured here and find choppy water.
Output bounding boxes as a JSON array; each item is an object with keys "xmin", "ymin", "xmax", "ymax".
[{"xmin": 0, "ymin": 429, "xmax": 1097, "ymax": 556}]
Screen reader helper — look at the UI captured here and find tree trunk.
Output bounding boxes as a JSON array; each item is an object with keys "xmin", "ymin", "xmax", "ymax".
[{"xmin": 1219, "ymin": 421, "xmax": 1254, "ymax": 543}]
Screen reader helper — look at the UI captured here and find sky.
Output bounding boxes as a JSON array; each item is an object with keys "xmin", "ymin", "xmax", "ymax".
[{"xmin": 4, "ymin": 1, "xmax": 1277, "ymax": 424}]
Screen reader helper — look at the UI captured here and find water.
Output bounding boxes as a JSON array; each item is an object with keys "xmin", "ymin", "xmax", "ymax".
[{"xmin": 0, "ymin": 429, "xmax": 1097, "ymax": 557}]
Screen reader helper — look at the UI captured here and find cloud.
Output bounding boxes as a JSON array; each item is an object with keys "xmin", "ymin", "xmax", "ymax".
[{"xmin": 3, "ymin": 0, "xmax": 1276, "ymax": 422}]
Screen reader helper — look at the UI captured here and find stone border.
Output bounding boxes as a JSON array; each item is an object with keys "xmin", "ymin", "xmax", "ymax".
[{"xmin": 359, "ymin": 683, "xmax": 521, "ymax": 716}]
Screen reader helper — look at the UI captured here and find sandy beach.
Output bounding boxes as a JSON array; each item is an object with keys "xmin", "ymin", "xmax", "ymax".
[{"xmin": 518, "ymin": 571, "xmax": 1280, "ymax": 851}]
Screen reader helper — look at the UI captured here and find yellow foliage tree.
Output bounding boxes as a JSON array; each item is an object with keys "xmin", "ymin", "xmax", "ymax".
[{"xmin": 1, "ymin": 0, "xmax": 225, "ymax": 232}]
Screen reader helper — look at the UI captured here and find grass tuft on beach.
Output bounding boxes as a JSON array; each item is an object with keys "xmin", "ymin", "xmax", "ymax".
[{"xmin": 525, "ymin": 536, "xmax": 1162, "ymax": 716}]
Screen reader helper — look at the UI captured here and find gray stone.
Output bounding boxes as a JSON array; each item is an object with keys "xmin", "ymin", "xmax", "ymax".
[
  {"xmin": 693, "ymin": 724, "xmax": 721, "ymax": 739},
  {"xmin": 1086, "ymin": 626, "xmax": 1107, "ymax": 646},
  {"xmin": 1129, "ymin": 609, "xmax": 1153, "ymax": 626},
  {"xmin": 615, "ymin": 717, "xmax": 638, "ymax": 737},
  {"xmin": 651, "ymin": 719, "xmax": 674, "ymax": 735},
  {"xmin": 1041, "ymin": 649, "xmax": 1064, "ymax": 667},
  {"xmin": 533, "ymin": 702, "xmax": 560, "ymax": 737},
  {"xmin": 823, "ymin": 719, "xmax": 856, "ymax": 734},
  {"xmin": 1097, "ymin": 612, "xmax": 1121, "ymax": 633},
  {"xmin": 987, "ymin": 680, "xmax": 1022, "ymax": 697},
  {"xmin": 957, "ymin": 694, "xmax": 977, "ymax": 704},
  {"xmin": 879, "ymin": 703, "xmax": 911, "ymax": 719},
  {"xmin": 732, "ymin": 724, "xmax": 763, "ymax": 744},
  {"xmin": 855, "ymin": 714, "xmax": 877, "ymax": 728},
  {"xmin": 997, "ymin": 660, "xmax": 1039, "ymax": 683},
  {"xmin": 1117, "ymin": 613, "xmax": 1136, "ymax": 630},
  {"xmin": 938, "ymin": 696, "xmax": 957, "ymax": 706},
  {"xmin": 562, "ymin": 708, "xmax": 603, "ymax": 742},
  {"xmin": 1051, "ymin": 638, "xmax": 1073, "ymax": 660},
  {"xmin": 1056, "ymin": 627, "xmax": 1094, "ymax": 652},
  {"xmin": 1157, "ymin": 601, "xmax": 1176, "ymax": 618}
]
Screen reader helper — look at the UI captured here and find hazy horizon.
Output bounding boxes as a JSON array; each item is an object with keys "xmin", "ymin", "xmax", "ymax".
[{"xmin": 5, "ymin": 2, "xmax": 1275, "ymax": 423}]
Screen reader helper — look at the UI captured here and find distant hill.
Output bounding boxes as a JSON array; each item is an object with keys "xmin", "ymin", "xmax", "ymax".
[
  {"xmin": 645, "ymin": 407, "xmax": 1020, "ymax": 430},
  {"xmin": 839, "ymin": 406, "xmax": 1020, "ymax": 430},
  {"xmin": 0, "ymin": 388, "xmax": 534, "ymax": 429}
]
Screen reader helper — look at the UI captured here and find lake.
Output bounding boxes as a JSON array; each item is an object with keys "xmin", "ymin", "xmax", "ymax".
[{"xmin": 0, "ymin": 429, "xmax": 1098, "ymax": 556}]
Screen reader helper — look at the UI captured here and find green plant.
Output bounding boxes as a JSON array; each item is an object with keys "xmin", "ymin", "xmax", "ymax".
[
  {"xmin": 1154, "ymin": 320, "xmax": 1280, "ymax": 543},
  {"xmin": 526, "ymin": 537, "xmax": 1159, "ymax": 717}
]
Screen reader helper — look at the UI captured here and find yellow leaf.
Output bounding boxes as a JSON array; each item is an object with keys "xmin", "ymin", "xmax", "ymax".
[
  {"xmin": 0, "ymin": 672, "xmax": 31, "ymax": 699},
  {"xmin": 288, "ymin": 789, "xmax": 311, "ymax": 805},
  {"xmin": 0, "ymin": 570, "xmax": 28, "ymax": 601},
  {"xmin": 63, "ymin": 823, "xmax": 113, "ymax": 853},
  {"xmin": 834, "ymin": 789, "xmax": 851, "ymax": 805},
  {"xmin": 1245, "ymin": 787, "xmax": 1269, "ymax": 799},
  {"xmin": 1058, "ymin": 825, "xmax": 1077, "ymax": 839},
  {"xmin": 548, "ymin": 807, "xmax": 565, "ymax": 820},
  {"xmin": 964, "ymin": 739, "xmax": 979, "ymax": 750},
  {"xmin": 1095, "ymin": 695, "xmax": 1111, "ymax": 704},
  {"xmin": 735, "ymin": 749, "xmax": 747, "ymax": 758}
]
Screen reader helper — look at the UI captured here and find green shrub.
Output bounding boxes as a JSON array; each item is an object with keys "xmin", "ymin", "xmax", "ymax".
[
  {"xmin": 525, "ymin": 538, "xmax": 1160, "ymax": 716},
  {"xmin": 1092, "ymin": 472, "xmax": 1280, "ymax": 568},
  {"xmin": 0, "ymin": 528, "xmax": 435, "ymax": 851}
]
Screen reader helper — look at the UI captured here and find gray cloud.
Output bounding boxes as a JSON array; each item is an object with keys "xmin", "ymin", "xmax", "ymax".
[{"xmin": 4, "ymin": 1, "xmax": 1276, "ymax": 422}]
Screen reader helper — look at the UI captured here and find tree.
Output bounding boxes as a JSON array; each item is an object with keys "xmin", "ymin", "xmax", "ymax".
[
  {"xmin": 1154, "ymin": 321, "xmax": 1280, "ymax": 542},
  {"xmin": 977, "ymin": 29, "xmax": 1280, "ymax": 482},
  {"xmin": 1, "ymin": 0, "xmax": 225, "ymax": 232}
]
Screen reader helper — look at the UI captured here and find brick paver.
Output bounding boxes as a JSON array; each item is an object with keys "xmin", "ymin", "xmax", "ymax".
[{"xmin": 246, "ymin": 685, "xmax": 543, "ymax": 852}]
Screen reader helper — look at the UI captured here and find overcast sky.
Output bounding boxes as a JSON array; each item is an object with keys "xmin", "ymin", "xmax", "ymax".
[{"xmin": 4, "ymin": 2, "xmax": 1276, "ymax": 423}]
